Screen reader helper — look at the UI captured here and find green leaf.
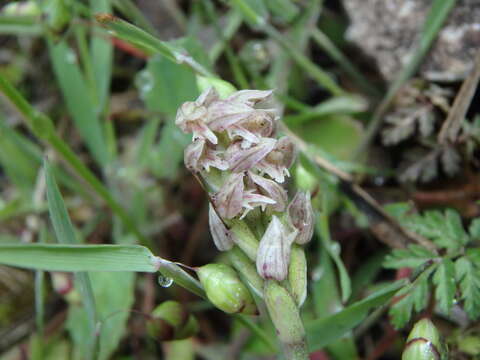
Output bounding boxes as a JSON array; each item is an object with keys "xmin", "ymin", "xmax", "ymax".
[
  {"xmin": 351, "ymin": 251, "xmax": 386, "ymax": 300},
  {"xmin": 0, "ymin": 243, "xmax": 159, "ymax": 272},
  {"xmin": 0, "ymin": 118, "xmax": 39, "ymax": 191},
  {"xmin": 44, "ymin": 159, "xmax": 97, "ymax": 358},
  {"xmin": 455, "ymin": 257, "xmax": 480, "ymax": 320},
  {"xmin": 433, "ymin": 259, "xmax": 456, "ymax": 314},
  {"xmin": 137, "ymin": 54, "xmax": 198, "ymax": 178},
  {"xmin": 389, "ymin": 265, "xmax": 436, "ymax": 328},
  {"xmin": 138, "ymin": 54, "xmax": 199, "ymax": 116},
  {"xmin": 469, "ymin": 218, "xmax": 480, "ymax": 240},
  {"xmin": 306, "ymin": 281, "xmax": 405, "ymax": 350},
  {"xmin": 90, "ymin": 0, "xmax": 113, "ymax": 112},
  {"xmin": 95, "ymin": 14, "xmax": 213, "ymax": 77},
  {"xmin": 293, "ymin": 115, "xmax": 364, "ymax": 161},
  {"xmin": 45, "ymin": 159, "xmax": 78, "ymax": 245},
  {"xmin": 316, "ymin": 212, "xmax": 351, "ymax": 302},
  {"xmin": 48, "ymin": 40, "xmax": 108, "ymax": 166},
  {"xmin": 403, "ymin": 209, "xmax": 468, "ymax": 251},
  {"xmin": 67, "ymin": 272, "xmax": 135, "ymax": 360},
  {"xmin": 384, "ymin": 245, "xmax": 437, "ymax": 269},
  {"xmin": 0, "ymin": 15, "xmax": 42, "ymax": 35}
]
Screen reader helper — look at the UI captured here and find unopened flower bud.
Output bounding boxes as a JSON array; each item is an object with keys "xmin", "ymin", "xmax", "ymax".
[
  {"xmin": 208, "ymin": 204, "xmax": 235, "ymax": 251},
  {"xmin": 197, "ymin": 263, "xmax": 258, "ymax": 315},
  {"xmin": 288, "ymin": 245, "xmax": 307, "ymax": 307},
  {"xmin": 402, "ymin": 318, "xmax": 443, "ymax": 360},
  {"xmin": 147, "ymin": 301, "xmax": 198, "ymax": 341},
  {"xmin": 256, "ymin": 216, "xmax": 298, "ymax": 281},
  {"xmin": 287, "ymin": 191, "xmax": 314, "ymax": 245}
]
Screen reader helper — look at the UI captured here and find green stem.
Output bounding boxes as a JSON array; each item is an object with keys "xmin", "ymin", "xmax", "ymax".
[{"xmin": 264, "ymin": 280, "xmax": 309, "ymax": 360}]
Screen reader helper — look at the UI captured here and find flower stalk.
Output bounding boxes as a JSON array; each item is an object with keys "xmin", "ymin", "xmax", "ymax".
[{"xmin": 176, "ymin": 87, "xmax": 314, "ymax": 360}]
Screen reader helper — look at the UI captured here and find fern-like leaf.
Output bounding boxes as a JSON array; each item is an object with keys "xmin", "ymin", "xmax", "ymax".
[{"xmin": 433, "ymin": 259, "xmax": 456, "ymax": 314}]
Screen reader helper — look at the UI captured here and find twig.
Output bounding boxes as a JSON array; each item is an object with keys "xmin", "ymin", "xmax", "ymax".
[{"xmin": 438, "ymin": 51, "xmax": 480, "ymax": 144}]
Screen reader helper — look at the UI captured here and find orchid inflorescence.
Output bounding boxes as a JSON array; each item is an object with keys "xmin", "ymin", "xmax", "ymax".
[{"xmin": 176, "ymin": 87, "xmax": 314, "ymax": 283}]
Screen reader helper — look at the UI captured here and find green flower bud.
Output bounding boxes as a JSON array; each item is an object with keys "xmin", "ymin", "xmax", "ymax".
[
  {"xmin": 402, "ymin": 319, "xmax": 443, "ymax": 360},
  {"xmin": 288, "ymin": 245, "xmax": 307, "ymax": 307},
  {"xmin": 147, "ymin": 301, "xmax": 198, "ymax": 341},
  {"xmin": 197, "ymin": 263, "xmax": 258, "ymax": 315}
]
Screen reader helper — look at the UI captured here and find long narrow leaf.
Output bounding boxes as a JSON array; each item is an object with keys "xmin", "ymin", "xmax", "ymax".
[
  {"xmin": 306, "ymin": 281, "xmax": 405, "ymax": 351},
  {"xmin": 0, "ymin": 244, "xmax": 159, "ymax": 272},
  {"xmin": 48, "ymin": 40, "xmax": 108, "ymax": 166},
  {"xmin": 44, "ymin": 160, "xmax": 98, "ymax": 357}
]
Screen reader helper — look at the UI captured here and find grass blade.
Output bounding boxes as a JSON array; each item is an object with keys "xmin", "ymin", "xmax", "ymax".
[
  {"xmin": 44, "ymin": 158, "xmax": 78, "ymax": 245},
  {"xmin": 94, "ymin": 14, "xmax": 214, "ymax": 77},
  {"xmin": 0, "ymin": 15, "xmax": 42, "ymax": 35},
  {"xmin": 0, "ymin": 243, "xmax": 159, "ymax": 272},
  {"xmin": 48, "ymin": 40, "xmax": 108, "ymax": 166},
  {"xmin": 306, "ymin": 281, "xmax": 405, "ymax": 351},
  {"xmin": 90, "ymin": 0, "xmax": 113, "ymax": 112},
  {"xmin": 44, "ymin": 158, "xmax": 98, "ymax": 357}
]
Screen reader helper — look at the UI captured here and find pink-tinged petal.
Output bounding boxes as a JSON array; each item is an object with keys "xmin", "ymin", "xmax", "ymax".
[
  {"xmin": 248, "ymin": 172, "xmax": 287, "ymax": 212},
  {"xmin": 226, "ymin": 138, "xmax": 276, "ymax": 172},
  {"xmin": 226, "ymin": 125, "xmax": 261, "ymax": 148},
  {"xmin": 287, "ymin": 191, "xmax": 314, "ymax": 245},
  {"xmin": 256, "ymin": 136, "xmax": 296, "ymax": 182},
  {"xmin": 256, "ymin": 216, "xmax": 297, "ymax": 281},
  {"xmin": 225, "ymin": 110, "xmax": 276, "ymax": 147},
  {"xmin": 240, "ymin": 189, "xmax": 276, "ymax": 218},
  {"xmin": 207, "ymin": 101, "xmax": 254, "ymax": 131},
  {"xmin": 175, "ymin": 102, "xmax": 205, "ymax": 130},
  {"xmin": 226, "ymin": 89, "xmax": 273, "ymax": 106},
  {"xmin": 175, "ymin": 101, "xmax": 218, "ymax": 144},
  {"xmin": 213, "ymin": 173, "xmax": 245, "ymax": 219},
  {"xmin": 195, "ymin": 87, "xmax": 219, "ymax": 107},
  {"xmin": 184, "ymin": 139, "xmax": 204, "ymax": 172},
  {"xmin": 191, "ymin": 121, "xmax": 218, "ymax": 145},
  {"xmin": 184, "ymin": 139, "xmax": 228, "ymax": 172},
  {"xmin": 276, "ymin": 136, "xmax": 297, "ymax": 168},
  {"xmin": 208, "ymin": 204, "xmax": 235, "ymax": 251}
]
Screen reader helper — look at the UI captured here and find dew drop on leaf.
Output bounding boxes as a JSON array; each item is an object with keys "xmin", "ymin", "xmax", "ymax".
[{"xmin": 157, "ymin": 274, "xmax": 173, "ymax": 288}]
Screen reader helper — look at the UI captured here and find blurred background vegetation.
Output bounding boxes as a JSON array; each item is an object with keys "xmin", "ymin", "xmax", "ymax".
[{"xmin": 1, "ymin": 0, "xmax": 480, "ymax": 359}]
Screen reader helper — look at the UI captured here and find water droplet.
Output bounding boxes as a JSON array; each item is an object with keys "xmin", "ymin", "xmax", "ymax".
[
  {"xmin": 65, "ymin": 49, "xmax": 77, "ymax": 64},
  {"xmin": 135, "ymin": 70, "xmax": 154, "ymax": 99},
  {"xmin": 158, "ymin": 274, "xmax": 173, "ymax": 288},
  {"xmin": 330, "ymin": 242, "xmax": 341, "ymax": 255}
]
